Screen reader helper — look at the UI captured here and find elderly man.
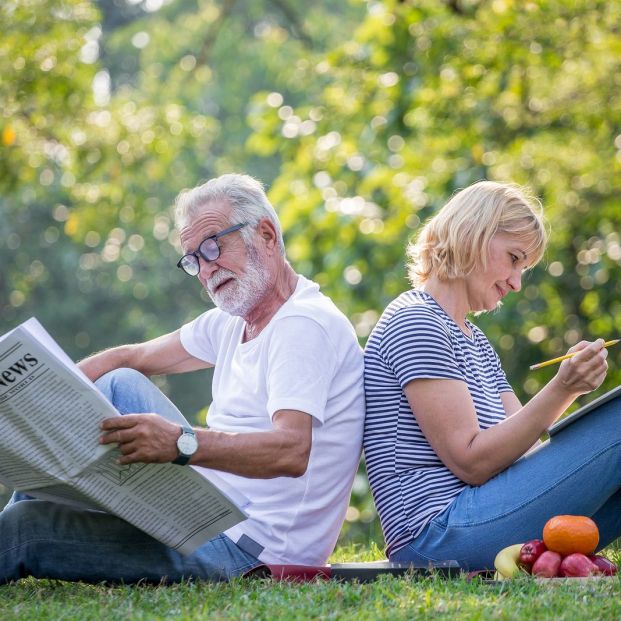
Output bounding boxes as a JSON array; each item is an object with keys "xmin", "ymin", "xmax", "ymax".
[{"xmin": 0, "ymin": 173, "xmax": 365, "ymax": 583}]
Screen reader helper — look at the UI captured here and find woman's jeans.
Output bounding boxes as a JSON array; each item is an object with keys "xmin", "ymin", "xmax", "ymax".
[
  {"xmin": 0, "ymin": 368, "xmax": 260, "ymax": 584},
  {"xmin": 391, "ymin": 393, "xmax": 621, "ymax": 570}
]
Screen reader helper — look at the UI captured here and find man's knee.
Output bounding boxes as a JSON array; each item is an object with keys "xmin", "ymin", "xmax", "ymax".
[
  {"xmin": 95, "ymin": 367, "xmax": 152, "ymax": 404},
  {"xmin": 0, "ymin": 500, "xmax": 47, "ymax": 541},
  {"xmin": 94, "ymin": 367, "xmax": 172, "ymax": 417},
  {"xmin": 96, "ymin": 367, "xmax": 147, "ymax": 391}
]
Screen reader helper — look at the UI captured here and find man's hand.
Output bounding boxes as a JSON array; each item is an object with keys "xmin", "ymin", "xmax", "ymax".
[{"xmin": 100, "ymin": 414, "xmax": 182, "ymax": 465}]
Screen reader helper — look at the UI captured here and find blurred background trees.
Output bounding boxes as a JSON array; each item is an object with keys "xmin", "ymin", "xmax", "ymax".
[{"xmin": 2, "ymin": 0, "xmax": 620, "ymax": 545}]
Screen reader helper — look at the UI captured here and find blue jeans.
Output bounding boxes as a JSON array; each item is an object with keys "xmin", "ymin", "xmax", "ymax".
[
  {"xmin": 390, "ymin": 393, "xmax": 621, "ymax": 570},
  {"xmin": 0, "ymin": 368, "xmax": 260, "ymax": 584}
]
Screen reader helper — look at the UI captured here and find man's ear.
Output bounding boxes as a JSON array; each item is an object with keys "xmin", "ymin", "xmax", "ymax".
[{"xmin": 256, "ymin": 218, "xmax": 278, "ymax": 252}]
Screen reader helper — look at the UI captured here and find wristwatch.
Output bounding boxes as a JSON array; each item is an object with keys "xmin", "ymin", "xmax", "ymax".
[{"xmin": 172, "ymin": 425, "xmax": 198, "ymax": 465}]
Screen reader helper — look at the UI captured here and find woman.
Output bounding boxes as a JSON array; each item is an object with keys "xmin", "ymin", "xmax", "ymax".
[{"xmin": 363, "ymin": 181, "xmax": 620, "ymax": 570}]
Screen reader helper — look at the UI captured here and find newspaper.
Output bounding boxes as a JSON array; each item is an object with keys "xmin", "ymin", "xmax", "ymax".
[{"xmin": 0, "ymin": 317, "xmax": 247, "ymax": 555}]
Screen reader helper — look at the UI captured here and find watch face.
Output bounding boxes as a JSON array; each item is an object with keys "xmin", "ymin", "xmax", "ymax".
[{"xmin": 177, "ymin": 433, "xmax": 198, "ymax": 455}]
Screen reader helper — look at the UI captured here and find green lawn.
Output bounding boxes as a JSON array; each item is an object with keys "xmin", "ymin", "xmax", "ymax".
[{"xmin": 1, "ymin": 545, "xmax": 620, "ymax": 620}]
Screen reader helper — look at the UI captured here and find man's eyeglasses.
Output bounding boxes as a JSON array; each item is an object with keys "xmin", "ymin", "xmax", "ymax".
[{"xmin": 177, "ymin": 222, "xmax": 247, "ymax": 276}]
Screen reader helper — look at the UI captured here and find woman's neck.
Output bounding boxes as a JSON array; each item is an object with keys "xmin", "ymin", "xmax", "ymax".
[{"xmin": 419, "ymin": 276, "xmax": 471, "ymax": 335}]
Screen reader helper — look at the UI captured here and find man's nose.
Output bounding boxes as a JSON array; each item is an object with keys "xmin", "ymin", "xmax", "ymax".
[{"xmin": 197, "ymin": 256, "xmax": 218, "ymax": 280}]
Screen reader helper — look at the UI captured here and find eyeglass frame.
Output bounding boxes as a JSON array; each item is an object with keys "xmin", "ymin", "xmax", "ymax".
[{"xmin": 176, "ymin": 222, "xmax": 248, "ymax": 276}]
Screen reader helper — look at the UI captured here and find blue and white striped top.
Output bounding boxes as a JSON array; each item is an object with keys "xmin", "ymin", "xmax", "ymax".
[{"xmin": 363, "ymin": 290, "xmax": 513, "ymax": 556}]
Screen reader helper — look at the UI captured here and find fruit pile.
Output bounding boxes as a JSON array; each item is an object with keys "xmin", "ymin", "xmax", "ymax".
[{"xmin": 494, "ymin": 515, "xmax": 618, "ymax": 580}]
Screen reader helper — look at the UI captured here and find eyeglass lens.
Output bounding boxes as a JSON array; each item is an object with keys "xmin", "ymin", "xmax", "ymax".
[
  {"xmin": 178, "ymin": 255, "xmax": 200, "ymax": 275},
  {"xmin": 199, "ymin": 237, "xmax": 220, "ymax": 261},
  {"xmin": 177, "ymin": 222, "xmax": 246, "ymax": 276},
  {"xmin": 178, "ymin": 237, "xmax": 221, "ymax": 275}
]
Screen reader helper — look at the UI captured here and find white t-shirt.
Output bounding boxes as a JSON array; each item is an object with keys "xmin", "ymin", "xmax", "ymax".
[{"xmin": 179, "ymin": 275, "xmax": 365, "ymax": 565}]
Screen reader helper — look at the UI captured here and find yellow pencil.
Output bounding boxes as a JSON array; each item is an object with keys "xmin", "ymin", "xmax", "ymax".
[{"xmin": 529, "ymin": 339, "xmax": 620, "ymax": 371}]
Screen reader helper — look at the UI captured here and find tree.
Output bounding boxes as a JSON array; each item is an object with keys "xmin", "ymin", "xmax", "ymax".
[
  {"xmin": 1, "ymin": 0, "xmax": 366, "ymax": 511},
  {"xmin": 243, "ymin": 0, "xmax": 621, "ymax": 541},
  {"xmin": 1, "ymin": 0, "xmax": 365, "ymax": 418},
  {"xmin": 5, "ymin": 0, "xmax": 620, "ymax": 542},
  {"xmin": 248, "ymin": 0, "xmax": 621, "ymax": 400}
]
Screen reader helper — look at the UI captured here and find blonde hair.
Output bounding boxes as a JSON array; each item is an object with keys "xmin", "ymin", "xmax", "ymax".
[{"xmin": 407, "ymin": 181, "xmax": 547, "ymax": 286}]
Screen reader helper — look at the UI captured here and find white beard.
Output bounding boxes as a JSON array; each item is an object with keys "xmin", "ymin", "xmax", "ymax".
[{"xmin": 206, "ymin": 248, "xmax": 270, "ymax": 317}]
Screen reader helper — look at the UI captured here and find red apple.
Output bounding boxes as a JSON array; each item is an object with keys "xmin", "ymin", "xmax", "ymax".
[
  {"xmin": 559, "ymin": 553, "xmax": 601, "ymax": 577},
  {"xmin": 532, "ymin": 551, "xmax": 562, "ymax": 578},
  {"xmin": 588, "ymin": 555, "xmax": 618, "ymax": 576},
  {"xmin": 519, "ymin": 539, "xmax": 547, "ymax": 571}
]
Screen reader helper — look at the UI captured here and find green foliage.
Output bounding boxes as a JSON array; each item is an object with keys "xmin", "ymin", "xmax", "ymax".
[
  {"xmin": 3, "ymin": 0, "xmax": 621, "ymax": 543},
  {"xmin": 0, "ymin": 0, "xmax": 99, "ymax": 192},
  {"xmin": 249, "ymin": 0, "xmax": 621, "ymax": 402},
  {"xmin": 0, "ymin": 0, "xmax": 365, "ymax": 420},
  {"xmin": 0, "ymin": 0, "xmax": 373, "ymax": 534}
]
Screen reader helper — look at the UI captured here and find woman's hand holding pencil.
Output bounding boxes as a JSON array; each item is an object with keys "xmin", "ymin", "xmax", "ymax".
[
  {"xmin": 541, "ymin": 338, "xmax": 611, "ymax": 396},
  {"xmin": 530, "ymin": 339, "xmax": 620, "ymax": 370}
]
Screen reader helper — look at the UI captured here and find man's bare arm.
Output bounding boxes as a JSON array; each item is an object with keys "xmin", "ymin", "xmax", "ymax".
[
  {"xmin": 78, "ymin": 329, "xmax": 212, "ymax": 382},
  {"xmin": 99, "ymin": 409, "xmax": 313, "ymax": 478}
]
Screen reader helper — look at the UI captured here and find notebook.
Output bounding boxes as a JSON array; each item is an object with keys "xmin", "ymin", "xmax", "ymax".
[{"xmin": 547, "ymin": 385, "xmax": 621, "ymax": 437}]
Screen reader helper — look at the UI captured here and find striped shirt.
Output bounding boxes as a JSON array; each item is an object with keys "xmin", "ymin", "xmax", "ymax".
[{"xmin": 363, "ymin": 290, "xmax": 513, "ymax": 556}]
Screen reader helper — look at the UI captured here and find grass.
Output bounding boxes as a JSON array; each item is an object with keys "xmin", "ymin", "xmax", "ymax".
[{"xmin": 1, "ymin": 544, "xmax": 620, "ymax": 620}]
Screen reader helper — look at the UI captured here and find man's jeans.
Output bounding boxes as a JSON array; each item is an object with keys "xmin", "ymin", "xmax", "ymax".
[
  {"xmin": 391, "ymin": 393, "xmax": 621, "ymax": 570},
  {"xmin": 0, "ymin": 368, "xmax": 260, "ymax": 584}
]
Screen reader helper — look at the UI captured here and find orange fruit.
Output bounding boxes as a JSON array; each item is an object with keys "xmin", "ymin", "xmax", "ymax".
[{"xmin": 543, "ymin": 515, "xmax": 599, "ymax": 556}]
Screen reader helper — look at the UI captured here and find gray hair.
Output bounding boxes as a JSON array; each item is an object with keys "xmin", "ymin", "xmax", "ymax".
[{"xmin": 174, "ymin": 173, "xmax": 285, "ymax": 255}]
